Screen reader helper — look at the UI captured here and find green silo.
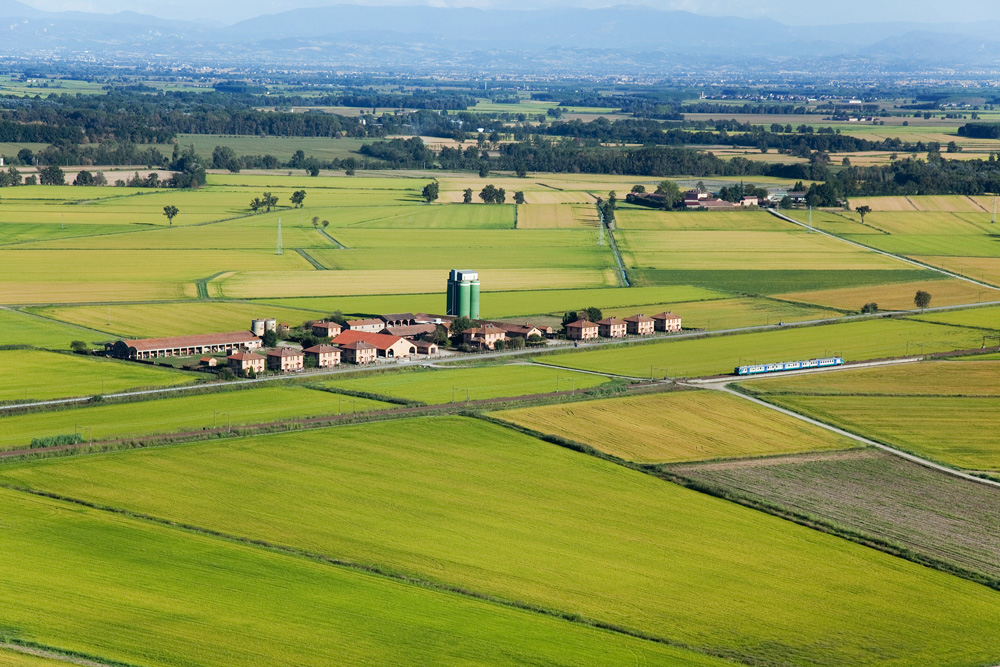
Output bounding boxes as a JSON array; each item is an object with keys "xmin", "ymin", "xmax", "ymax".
[
  {"xmin": 470, "ymin": 279, "xmax": 480, "ymax": 319},
  {"xmin": 458, "ymin": 280, "xmax": 471, "ymax": 317}
]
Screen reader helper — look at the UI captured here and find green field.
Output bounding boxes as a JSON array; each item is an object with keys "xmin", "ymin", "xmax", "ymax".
[
  {"xmin": 0, "ymin": 386, "xmax": 390, "ymax": 450},
  {"xmin": 4, "ymin": 417, "xmax": 1000, "ymax": 666},
  {"xmin": 0, "ymin": 350, "xmax": 195, "ymax": 403},
  {"xmin": 177, "ymin": 133, "xmax": 374, "ymax": 162},
  {"xmin": 914, "ymin": 304, "xmax": 1000, "ymax": 330},
  {"xmin": 0, "ymin": 308, "xmax": 112, "ymax": 349},
  {"xmin": 616, "ymin": 209, "xmax": 793, "ymax": 231},
  {"xmin": 541, "ymin": 319, "xmax": 985, "ymax": 378},
  {"xmin": 0, "ymin": 648, "xmax": 74, "ymax": 667},
  {"xmin": 321, "ymin": 365, "xmax": 609, "ymax": 404},
  {"xmin": 767, "ymin": 394, "xmax": 1000, "ymax": 471},
  {"xmin": 495, "ymin": 390, "xmax": 856, "ymax": 463},
  {"xmin": 0, "ymin": 488, "xmax": 719, "ymax": 667},
  {"xmin": 630, "ymin": 268, "xmax": 939, "ymax": 294},
  {"xmin": 32, "ymin": 301, "xmax": 324, "ymax": 339},
  {"xmin": 255, "ymin": 284, "xmax": 725, "ymax": 320}
]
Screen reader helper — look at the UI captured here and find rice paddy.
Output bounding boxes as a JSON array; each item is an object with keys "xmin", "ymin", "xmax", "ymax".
[{"xmin": 776, "ymin": 279, "xmax": 999, "ymax": 310}]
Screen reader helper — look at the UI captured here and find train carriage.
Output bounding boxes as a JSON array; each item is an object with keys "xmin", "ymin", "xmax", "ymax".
[{"xmin": 735, "ymin": 357, "xmax": 843, "ymax": 376}]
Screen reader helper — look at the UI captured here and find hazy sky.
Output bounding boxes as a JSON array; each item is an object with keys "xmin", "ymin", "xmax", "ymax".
[{"xmin": 20, "ymin": 0, "xmax": 1000, "ymax": 25}]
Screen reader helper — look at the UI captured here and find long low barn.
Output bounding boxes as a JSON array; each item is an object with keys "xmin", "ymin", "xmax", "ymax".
[{"xmin": 106, "ymin": 331, "xmax": 261, "ymax": 360}]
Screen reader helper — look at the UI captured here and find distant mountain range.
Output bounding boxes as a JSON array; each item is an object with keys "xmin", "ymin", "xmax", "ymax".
[{"xmin": 1, "ymin": 2, "xmax": 999, "ymax": 74}]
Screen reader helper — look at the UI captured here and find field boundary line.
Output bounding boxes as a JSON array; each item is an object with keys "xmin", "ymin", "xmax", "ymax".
[
  {"xmin": 318, "ymin": 228, "xmax": 347, "ymax": 248},
  {"xmin": 0, "ymin": 485, "xmax": 741, "ymax": 666},
  {"xmin": 701, "ymin": 383, "xmax": 1000, "ymax": 490},
  {"xmin": 768, "ymin": 209, "xmax": 998, "ymax": 289},
  {"xmin": 293, "ymin": 248, "xmax": 328, "ymax": 270},
  {"xmin": 0, "ymin": 641, "xmax": 135, "ymax": 667}
]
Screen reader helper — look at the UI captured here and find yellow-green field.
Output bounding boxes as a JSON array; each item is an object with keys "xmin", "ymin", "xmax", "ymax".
[
  {"xmin": 0, "ymin": 386, "xmax": 390, "ymax": 450},
  {"xmin": 495, "ymin": 390, "xmax": 857, "ymax": 463},
  {"xmin": 0, "ymin": 350, "xmax": 195, "ymax": 402},
  {"xmin": 616, "ymin": 209, "xmax": 792, "ymax": 231},
  {"xmin": 4, "ymin": 417, "xmax": 1000, "ymax": 666},
  {"xmin": 913, "ymin": 256, "xmax": 1000, "ymax": 286},
  {"xmin": 0, "ymin": 308, "xmax": 112, "ymax": 348},
  {"xmin": 776, "ymin": 279, "xmax": 999, "ymax": 310}
]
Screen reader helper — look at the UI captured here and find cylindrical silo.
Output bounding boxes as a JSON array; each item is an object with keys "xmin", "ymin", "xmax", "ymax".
[
  {"xmin": 458, "ymin": 280, "xmax": 471, "ymax": 317},
  {"xmin": 446, "ymin": 274, "xmax": 456, "ymax": 316},
  {"xmin": 264, "ymin": 318, "xmax": 277, "ymax": 332},
  {"xmin": 470, "ymin": 280, "xmax": 480, "ymax": 319},
  {"xmin": 251, "ymin": 319, "xmax": 266, "ymax": 336}
]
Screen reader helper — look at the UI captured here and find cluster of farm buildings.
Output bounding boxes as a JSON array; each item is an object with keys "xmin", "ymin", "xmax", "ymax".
[
  {"xmin": 104, "ymin": 310, "xmax": 682, "ymax": 377},
  {"xmin": 629, "ymin": 190, "xmax": 808, "ymax": 210}
]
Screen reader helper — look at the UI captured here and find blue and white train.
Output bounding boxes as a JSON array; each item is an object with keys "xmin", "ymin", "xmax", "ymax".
[{"xmin": 734, "ymin": 357, "xmax": 843, "ymax": 376}]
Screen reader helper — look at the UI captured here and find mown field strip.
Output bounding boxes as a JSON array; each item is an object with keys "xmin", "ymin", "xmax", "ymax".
[{"xmin": 5, "ymin": 417, "xmax": 1000, "ymax": 667}]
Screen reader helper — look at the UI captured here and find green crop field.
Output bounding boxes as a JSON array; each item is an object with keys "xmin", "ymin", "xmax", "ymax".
[
  {"xmin": 776, "ymin": 278, "xmax": 998, "ymax": 310},
  {"xmin": 766, "ymin": 394, "xmax": 1000, "ymax": 471},
  {"xmin": 0, "ymin": 489, "xmax": 717, "ymax": 667},
  {"xmin": 851, "ymin": 233, "xmax": 1000, "ymax": 257},
  {"xmin": 0, "ymin": 308, "xmax": 112, "ymax": 349},
  {"xmin": 32, "ymin": 301, "xmax": 324, "ymax": 339},
  {"xmin": 913, "ymin": 255, "xmax": 1000, "ymax": 286},
  {"xmin": 0, "ymin": 386, "xmax": 390, "ymax": 450},
  {"xmin": 495, "ymin": 390, "xmax": 856, "ymax": 463},
  {"xmin": 674, "ymin": 449, "xmax": 1000, "ymax": 581},
  {"xmin": 0, "ymin": 648, "xmax": 74, "ymax": 666},
  {"xmin": 255, "ymin": 284, "xmax": 726, "ymax": 320},
  {"xmin": 914, "ymin": 304, "xmax": 1000, "ymax": 330},
  {"xmin": 5, "ymin": 417, "xmax": 1000, "ymax": 666},
  {"xmin": 741, "ymin": 359, "xmax": 1000, "ymax": 397},
  {"xmin": 320, "ymin": 365, "xmax": 608, "ymax": 404},
  {"xmin": 616, "ymin": 209, "xmax": 793, "ymax": 231},
  {"xmin": 0, "ymin": 350, "xmax": 195, "ymax": 403},
  {"xmin": 632, "ymin": 268, "xmax": 940, "ymax": 294},
  {"xmin": 541, "ymin": 318, "xmax": 985, "ymax": 378},
  {"xmin": 604, "ymin": 296, "xmax": 838, "ymax": 329},
  {"xmin": 177, "ymin": 133, "xmax": 374, "ymax": 161},
  {"xmin": 349, "ymin": 203, "xmax": 516, "ymax": 229}
]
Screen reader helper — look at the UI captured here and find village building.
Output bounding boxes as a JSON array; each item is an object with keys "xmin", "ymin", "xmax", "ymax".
[
  {"xmin": 565, "ymin": 320, "xmax": 599, "ymax": 340},
  {"xmin": 332, "ymin": 330, "xmax": 417, "ymax": 359},
  {"xmin": 413, "ymin": 340, "xmax": 439, "ymax": 355},
  {"xmin": 303, "ymin": 344, "xmax": 341, "ymax": 368},
  {"xmin": 345, "ymin": 318, "xmax": 385, "ymax": 333},
  {"xmin": 384, "ymin": 323, "xmax": 439, "ymax": 338},
  {"xmin": 651, "ymin": 312, "xmax": 682, "ymax": 332},
  {"xmin": 106, "ymin": 331, "xmax": 261, "ymax": 360},
  {"xmin": 596, "ymin": 317, "xmax": 628, "ymax": 338},
  {"xmin": 413, "ymin": 313, "xmax": 454, "ymax": 330},
  {"xmin": 623, "ymin": 314, "xmax": 656, "ymax": 336},
  {"xmin": 199, "ymin": 356, "xmax": 217, "ymax": 367},
  {"xmin": 740, "ymin": 195, "xmax": 759, "ymax": 207},
  {"xmin": 463, "ymin": 325, "xmax": 507, "ymax": 350},
  {"xmin": 310, "ymin": 321, "xmax": 343, "ymax": 338},
  {"xmin": 266, "ymin": 347, "xmax": 304, "ymax": 372},
  {"xmin": 227, "ymin": 351, "xmax": 265, "ymax": 377},
  {"xmin": 378, "ymin": 313, "xmax": 417, "ymax": 327},
  {"xmin": 339, "ymin": 340, "xmax": 378, "ymax": 365}
]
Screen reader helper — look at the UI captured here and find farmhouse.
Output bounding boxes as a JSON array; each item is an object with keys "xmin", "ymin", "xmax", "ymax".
[
  {"xmin": 227, "ymin": 351, "xmax": 265, "ymax": 377},
  {"xmin": 310, "ymin": 321, "xmax": 342, "ymax": 338},
  {"xmin": 199, "ymin": 356, "xmax": 217, "ymax": 367},
  {"xmin": 596, "ymin": 317, "xmax": 627, "ymax": 338},
  {"xmin": 266, "ymin": 347, "xmax": 304, "ymax": 372},
  {"xmin": 413, "ymin": 340, "xmax": 439, "ymax": 355},
  {"xmin": 106, "ymin": 331, "xmax": 261, "ymax": 360},
  {"xmin": 651, "ymin": 312, "xmax": 682, "ymax": 332},
  {"xmin": 384, "ymin": 323, "xmax": 438, "ymax": 338},
  {"xmin": 339, "ymin": 340, "xmax": 378, "ymax": 365},
  {"xmin": 303, "ymin": 344, "xmax": 341, "ymax": 368},
  {"xmin": 740, "ymin": 195, "xmax": 759, "ymax": 207},
  {"xmin": 623, "ymin": 314, "xmax": 655, "ymax": 336},
  {"xmin": 463, "ymin": 325, "xmax": 507, "ymax": 350},
  {"xmin": 565, "ymin": 320, "xmax": 599, "ymax": 340},
  {"xmin": 333, "ymin": 330, "xmax": 416, "ymax": 358},
  {"xmin": 345, "ymin": 318, "xmax": 384, "ymax": 333}
]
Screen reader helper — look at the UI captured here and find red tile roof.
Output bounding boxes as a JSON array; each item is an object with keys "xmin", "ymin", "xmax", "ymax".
[
  {"xmin": 303, "ymin": 344, "xmax": 340, "ymax": 354},
  {"xmin": 228, "ymin": 351, "xmax": 264, "ymax": 361},
  {"xmin": 346, "ymin": 318, "xmax": 384, "ymax": 328},
  {"xmin": 565, "ymin": 320, "xmax": 598, "ymax": 329},
  {"xmin": 266, "ymin": 347, "xmax": 303, "ymax": 358},
  {"xmin": 596, "ymin": 317, "xmax": 626, "ymax": 326},
  {"xmin": 623, "ymin": 314, "xmax": 655, "ymax": 323},
  {"xmin": 652, "ymin": 312, "xmax": 681, "ymax": 320},
  {"xmin": 339, "ymin": 340, "xmax": 377, "ymax": 350},
  {"xmin": 333, "ymin": 330, "xmax": 408, "ymax": 351}
]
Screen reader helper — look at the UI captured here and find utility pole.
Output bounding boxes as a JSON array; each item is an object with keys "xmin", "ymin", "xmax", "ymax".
[{"xmin": 276, "ymin": 218, "xmax": 283, "ymax": 255}]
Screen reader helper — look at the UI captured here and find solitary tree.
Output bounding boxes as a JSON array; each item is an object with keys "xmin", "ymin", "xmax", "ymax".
[
  {"xmin": 38, "ymin": 165, "xmax": 64, "ymax": 186},
  {"xmin": 607, "ymin": 191, "xmax": 617, "ymax": 210},
  {"xmin": 513, "ymin": 191, "xmax": 525, "ymax": 205},
  {"xmin": 584, "ymin": 306, "xmax": 603, "ymax": 323},
  {"xmin": 462, "ymin": 188, "xmax": 473, "ymax": 204},
  {"xmin": 422, "ymin": 182, "xmax": 439, "ymax": 202},
  {"xmin": 290, "ymin": 190, "xmax": 306, "ymax": 208},
  {"xmin": 322, "ymin": 220, "xmax": 329, "ymax": 228},
  {"xmin": 312, "ymin": 216, "xmax": 320, "ymax": 229},
  {"xmin": 861, "ymin": 302, "xmax": 878, "ymax": 314},
  {"xmin": 655, "ymin": 179, "xmax": 682, "ymax": 208},
  {"xmin": 631, "ymin": 184, "xmax": 646, "ymax": 193},
  {"xmin": 69, "ymin": 340, "xmax": 89, "ymax": 355},
  {"xmin": 914, "ymin": 290, "xmax": 932, "ymax": 310},
  {"xmin": 855, "ymin": 205, "xmax": 872, "ymax": 224},
  {"xmin": 162, "ymin": 205, "xmax": 179, "ymax": 226}
]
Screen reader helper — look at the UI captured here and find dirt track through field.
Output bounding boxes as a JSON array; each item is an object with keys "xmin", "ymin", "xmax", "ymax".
[{"xmin": 0, "ymin": 643, "xmax": 119, "ymax": 667}]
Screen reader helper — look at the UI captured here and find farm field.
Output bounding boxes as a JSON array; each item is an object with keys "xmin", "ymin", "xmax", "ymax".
[
  {"xmin": 216, "ymin": 267, "xmax": 618, "ymax": 298},
  {"xmin": 600, "ymin": 296, "xmax": 838, "ymax": 329},
  {"xmin": 914, "ymin": 304, "xmax": 1000, "ymax": 329},
  {"xmin": 766, "ymin": 394, "xmax": 1000, "ymax": 471},
  {"xmin": 0, "ymin": 280, "xmax": 194, "ymax": 305},
  {"xmin": 0, "ymin": 386, "xmax": 391, "ymax": 451},
  {"xmin": 254, "ymin": 284, "xmax": 726, "ymax": 320},
  {"xmin": 775, "ymin": 278, "xmax": 996, "ymax": 310},
  {"xmin": 177, "ymin": 133, "xmax": 373, "ymax": 162},
  {"xmin": 516, "ymin": 203, "xmax": 596, "ymax": 228},
  {"xmin": 0, "ymin": 648, "xmax": 73, "ymax": 666},
  {"xmin": 672, "ymin": 449, "xmax": 1000, "ymax": 581},
  {"xmin": 0, "ymin": 489, "xmax": 714, "ymax": 667},
  {"xmin": 0, "ymin": 308, "xmax": 112, "ymax": 348},
  {"xmin": 541, "ymin": 318, "xmax": 985, "ymax": 378},
  {"xmin": 319, "ymin": 364, "xmax": 609, "ymax": 404},
  {"xmin": 913, "ymin": 255, "xmax": 1000, "ymax": 286},
  {"xmin": 615, "ymin": 209, "xmax": 792, "ymax": 231},
  {"xmin": 632, "ymin": 267, "xmax": 940, "ymax": 294},
  {"xmin": 852, "ymin": 233, "xmax": 1000, "ymax": 257},
  {"xmin": 741, "ymin": 359, "xmax": 1000, "ymax": 397},
  {"xmin": 495, "ymin": 390, "xmax": 856, "ymax": 463},
  {"xmin": 31, "ymin": 301, "xmax": 324, "ymax": 339},
  {"xmin": 347, "ymin": 203, "xmax": 515, "ymax": 229},
  {"xmin": 5, "ymin": 417, "xmax": 1000, "ymax": 666},
  {"xmin": 0, "ymin": 350, "xmax": 195, "ymax": 403}
]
